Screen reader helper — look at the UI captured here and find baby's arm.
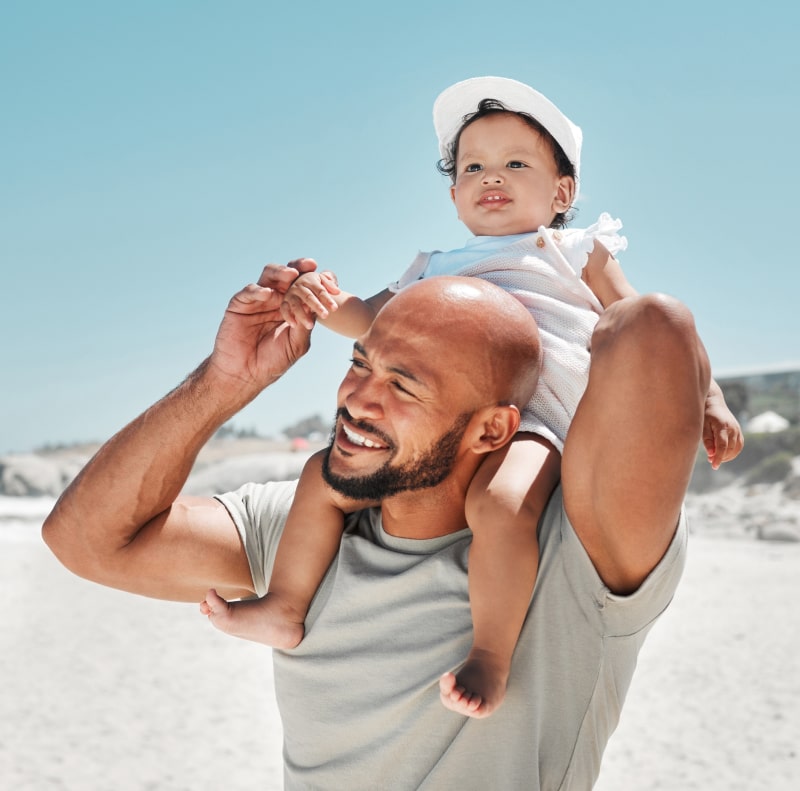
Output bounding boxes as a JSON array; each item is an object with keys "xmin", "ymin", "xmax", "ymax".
[
  {"xmin": 280, "ymin": 258, "xmax": 393, "ymax": 338},
  {"xmin": 582, "ymin": 241, "xmax": 743, "ymax": 466},
  {"xmin": 580, "ymin": 240, "xmax": 637, "ymax": 306}
]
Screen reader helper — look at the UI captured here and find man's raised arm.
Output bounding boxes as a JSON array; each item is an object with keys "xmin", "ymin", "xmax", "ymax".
[{"xmin": 42, "ymin": 269, "xmax": 312, "ymax": 602}]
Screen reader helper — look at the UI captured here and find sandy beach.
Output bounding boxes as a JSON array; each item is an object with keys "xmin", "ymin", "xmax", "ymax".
[
  {"xmin": 1, "ymin": 521, "xmax": 284, "ymax": 791},
  {"xmin": 2, "ymin": 504, "xmax": 799, "ymax": 790},
  {"xmin": 593, "ymin": 536, "xmax": 799, "ymax": 791}
]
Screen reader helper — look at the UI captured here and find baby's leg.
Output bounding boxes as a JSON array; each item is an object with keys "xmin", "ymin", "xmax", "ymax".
[
  {"xmin": 200, "ymin": 450, "xmax": 344, "ymax": 649},
  {"xmin": 439, "ymin": 434, "xmax": 560, "ymax": 718}
]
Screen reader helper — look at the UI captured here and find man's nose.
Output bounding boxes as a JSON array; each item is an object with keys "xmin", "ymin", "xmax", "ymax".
[{"xmin": 342, "ymin": 375, "xmax": 384, "ymax": 422}]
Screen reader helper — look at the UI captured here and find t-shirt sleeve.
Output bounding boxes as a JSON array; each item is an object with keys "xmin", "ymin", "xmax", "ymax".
[
  {"xmin": 558, "ymin": 499, "xmax": 688, "ymax": 637},
  {"xmin": 214, "ymin": 480, "xmax": 298, "ymax": 596}
]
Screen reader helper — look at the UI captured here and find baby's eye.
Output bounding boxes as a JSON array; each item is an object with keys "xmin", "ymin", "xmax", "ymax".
[
  {"xmin": 465, "ymin": 163, "xmax": 483, "ymax": 173},
  {"xmin": 507, "ymin": 160, "xmax": 526, "ymax": 169}
]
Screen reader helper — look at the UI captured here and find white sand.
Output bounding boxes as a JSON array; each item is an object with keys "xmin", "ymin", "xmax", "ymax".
[
  {"xmin": 1, "ymin": 531, "xmax": 284, "ymax": 791},
  {"xmin": 594, "ymin": 536, "xmax": 800, "ymax": 791},
  {"xmin": 2, "ymin": 523, "xmax": 799, "ymax": 790}
]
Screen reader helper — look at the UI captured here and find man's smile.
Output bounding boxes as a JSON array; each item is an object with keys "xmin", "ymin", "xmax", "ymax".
[
  {"xmin": 341, "ymin": 422, "xmax": 388, "ymax": 449},
  {"xmin": 332, "ymin": 410, "xmax": 394, "ymax": 460}
]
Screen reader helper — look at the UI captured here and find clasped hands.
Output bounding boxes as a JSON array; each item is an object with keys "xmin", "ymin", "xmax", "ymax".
[{"xmin": 206, "ymin": 259, "xmax": 329, "ymax": 398}]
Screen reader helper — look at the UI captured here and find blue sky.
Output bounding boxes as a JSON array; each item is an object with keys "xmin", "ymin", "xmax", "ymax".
[{"xmin": 2, "ymin": 0, "xmax": 798, "ymax": 453}]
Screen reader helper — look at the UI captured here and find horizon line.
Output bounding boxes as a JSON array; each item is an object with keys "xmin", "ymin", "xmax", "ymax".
[{"xmin": 715, "ymin": 361, "xmax": 800, "ymax": 379}]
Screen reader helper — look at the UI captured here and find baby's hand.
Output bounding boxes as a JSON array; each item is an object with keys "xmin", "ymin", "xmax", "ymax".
[
  {"xmin": 281, "ymin": 269, "xmax": 341, "ymax": 329},
  {"xmin": 702, "ymin": 395, "xmax": 744, "ymax": 470}
]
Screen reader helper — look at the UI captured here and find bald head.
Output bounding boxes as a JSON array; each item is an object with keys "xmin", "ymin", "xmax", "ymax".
[{"xmin": 373, "ymin": 276, "xmax": 542, "ymax": 412}]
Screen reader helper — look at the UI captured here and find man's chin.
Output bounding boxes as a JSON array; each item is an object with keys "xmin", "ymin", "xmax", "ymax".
[
  {"xmin": 322, "ymin": 446, "xmax": 389, "ymax": 501},
  {"xmin": 326, "ymin": 443, "xmax": 382, "ymax": 477},
  {"xmin": 321, "ymin": 445, "xmax": 357, "ymax": 487}
]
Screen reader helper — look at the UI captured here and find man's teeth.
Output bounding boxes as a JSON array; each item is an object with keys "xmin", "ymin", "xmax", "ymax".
[{"xmin": 343, "ymin": 424, "xmax": 384, "ymax": 448}]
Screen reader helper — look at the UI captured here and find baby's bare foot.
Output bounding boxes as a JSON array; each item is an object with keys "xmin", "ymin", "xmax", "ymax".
[
  {"xmin": 200, "ymin": 589, "xmax": 304, "ymax": 649},
  {"xmin": 439, "ymin": 649, "xmax": 510, "ymax": 719}
]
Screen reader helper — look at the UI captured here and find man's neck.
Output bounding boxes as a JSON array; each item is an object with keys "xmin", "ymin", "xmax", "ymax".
[{"xmin": 379, "ymin": 481, "xmax": 470, "ymax": 540}]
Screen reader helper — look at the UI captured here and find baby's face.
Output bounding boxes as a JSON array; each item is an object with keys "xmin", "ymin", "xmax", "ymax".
[{"xmin": 450, "ymin": 112, "xmax": 574, "ymax": 237}]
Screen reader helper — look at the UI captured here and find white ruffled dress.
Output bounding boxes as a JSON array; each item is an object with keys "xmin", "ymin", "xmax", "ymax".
[{"xmin": 388, "ymin": 213, "xmax": 628, "ymax": 452}]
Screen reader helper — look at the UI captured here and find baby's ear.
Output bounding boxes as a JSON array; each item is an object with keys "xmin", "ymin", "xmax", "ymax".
[
  {"xmin": 554, "ymin": 176, "xmax": 575, "ymax": 213},
  {"xmin": 470, "ymin": 405, "xmax": 521, "ymax": 455}
]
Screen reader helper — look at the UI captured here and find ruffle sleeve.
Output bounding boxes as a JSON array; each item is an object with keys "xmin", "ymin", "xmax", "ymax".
[{"xmin": 558, "ymin": 212, "xmax": 628, "ymax": 275}]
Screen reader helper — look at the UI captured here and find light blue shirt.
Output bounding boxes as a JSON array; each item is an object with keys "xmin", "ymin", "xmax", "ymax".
[{"xmin": 425, "ymin": 234, "xmax": 531, "ymax": 278}]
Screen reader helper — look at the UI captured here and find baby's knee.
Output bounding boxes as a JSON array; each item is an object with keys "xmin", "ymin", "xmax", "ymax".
[{"xmin": 593, "ymin": 294, "xmax": 703, "ymax": 369}]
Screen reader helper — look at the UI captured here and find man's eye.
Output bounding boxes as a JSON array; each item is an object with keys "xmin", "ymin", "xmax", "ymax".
[
  {"xmin": 508, "ymin": 160, "xmax": 526, "ymax": 169},
  {"xmin": 349, "ymin": 357, "xmax": 368, "ymax": 371},
  {"xmin": 465, "ymin": 163, "xmax": 483, "ymax": 173},
  {"xmin": 391, "ymin": 381, "xmax": 413, "ymax": 396}
]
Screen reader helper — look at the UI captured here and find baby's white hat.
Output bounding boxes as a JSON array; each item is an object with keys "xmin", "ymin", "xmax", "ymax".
[{"xmin": 433, "ymin": 76, "xmax": 583, "ymax": 196}]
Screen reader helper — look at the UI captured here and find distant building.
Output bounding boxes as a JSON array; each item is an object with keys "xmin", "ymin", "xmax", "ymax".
[
  {"xmin": 746, "ymin": 410, "xmax": 791, "ymax": 433},
  {"xmin": 716, "ymin": 364, "xmax": 800, "ymax": 427}
]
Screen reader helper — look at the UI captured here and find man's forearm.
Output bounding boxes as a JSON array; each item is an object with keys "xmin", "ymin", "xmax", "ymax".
[{"xmin": 42, "ymin": 357, "xmax": 256, "ymax": 575}]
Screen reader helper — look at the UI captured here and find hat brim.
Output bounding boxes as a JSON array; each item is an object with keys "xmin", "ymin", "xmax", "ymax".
[{"xmin": 433, "ymin": 76, "xmax": 582, "ymax": 188}]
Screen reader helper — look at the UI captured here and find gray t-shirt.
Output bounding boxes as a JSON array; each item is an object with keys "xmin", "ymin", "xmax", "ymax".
[{"xmin": 216, "ymin": 482, "xmax": 686, "ymax": 790}]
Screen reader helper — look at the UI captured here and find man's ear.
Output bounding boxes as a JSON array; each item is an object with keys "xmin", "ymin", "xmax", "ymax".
[
  {"xmin": 553, "ymin": 175, "xmax": 575, "ymax": 213},
  {"xmin": 468, "ymin": 405, "xmax": 521, "ymax": 455}
]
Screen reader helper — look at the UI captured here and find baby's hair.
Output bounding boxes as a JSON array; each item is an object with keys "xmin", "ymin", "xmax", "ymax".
[{"xmin": 437, "ymin": 98, "xmax": 577, "ymax": 228}]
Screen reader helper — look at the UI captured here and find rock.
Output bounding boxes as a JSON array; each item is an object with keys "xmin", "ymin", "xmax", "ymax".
[
  {"xmin": 752, "ymin": 522, "xmax": 800, "ymax": 542},
  {"xmin": 182, "ymin": 452, "xmax": 310, "ymax": 496},
  {"xmin": 0, "ymin": 438, "xmax": 317, "ymax": 499},
  {"xmin": 0, "ymin": 454, "xmax": 88, "ymax": 497},
  {"xmin": 783, "ymin": 475, "xmax": 800, "ymax": 500}
]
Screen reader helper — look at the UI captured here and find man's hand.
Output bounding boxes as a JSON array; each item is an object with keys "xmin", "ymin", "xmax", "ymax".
[
  {"xmin": 41, "ymin": 263, "xmax": 321, "ymax": 601},
  {"xmin": 260, "ymin": 257, "xmax": 319, "ymax": 293},
  {"xmin": 703, "ymin": 386, "xmax": 744, "ymax": 469},
  {"xmin": 208, "ymin": 265, "xmax": 315, "ymax": 400}
]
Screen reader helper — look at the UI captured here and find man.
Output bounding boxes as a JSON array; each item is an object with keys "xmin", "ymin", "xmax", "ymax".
[{"xmin": 44, "ymin": 272, "xmax": 720, "ymax": 789}]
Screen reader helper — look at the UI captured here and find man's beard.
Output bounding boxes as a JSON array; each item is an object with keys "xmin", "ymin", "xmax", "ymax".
[{"xmin": 321, "ymin": 409, "xmax": 472, "ymax": 501}]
